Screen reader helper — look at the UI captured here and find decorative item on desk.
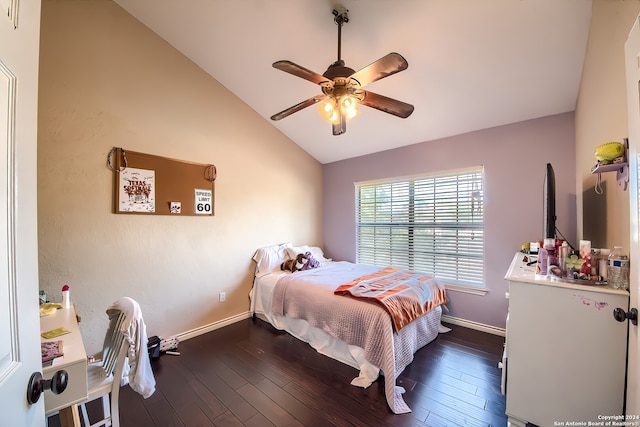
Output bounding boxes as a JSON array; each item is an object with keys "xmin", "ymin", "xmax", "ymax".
[
  {"xmin": 564, "ymin": 254, "xmax": 586, "ymax": 279},
  {"xmin": 579, "ymin": 240, "xmax": 591, "ymax": 259},
  {"xmin": 579, "ymin": 240, "xmax": 592, "ymax": 275},
  {"xmin": 591, "ymin": 248, "xmax": 601, "ymax": 277},
  {"xmin": 61, "ymin": 284, "xmax": 70, "ymax": 309},
  {"xmin": 41, "ymin": 340, "xmax": 63, "ymax": 363},
  {"xmin": 580, "ymin": 257, "xmax": 593, "ymax": 275},
  {"xmin": 560, "ymin": 253, "xmax": 607, "ymax": 284},
  {"xmin": 600, "ymin": 248, "xmax": 610, "ymax": 281}
]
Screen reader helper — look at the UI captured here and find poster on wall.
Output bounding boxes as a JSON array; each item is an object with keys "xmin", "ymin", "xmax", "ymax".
[
  {"xmin": 118, "ymin": 167, "xmax": 155, "ymax": 213},
  {"xmin": 194, "ymin": 188, "xmax": 213, "ymax": 215}
]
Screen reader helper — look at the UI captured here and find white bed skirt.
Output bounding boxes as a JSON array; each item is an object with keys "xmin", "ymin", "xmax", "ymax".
[{"xmin": 253, "ymin": 309, "xmax": 386, "ymax": 387}]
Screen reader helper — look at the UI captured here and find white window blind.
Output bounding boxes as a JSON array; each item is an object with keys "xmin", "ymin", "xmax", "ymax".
[{"xmin": 356, "ymin": 167, "xmax": 485, "ymax": 288}]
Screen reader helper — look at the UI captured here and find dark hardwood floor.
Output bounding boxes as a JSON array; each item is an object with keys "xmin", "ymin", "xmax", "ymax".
[{"xmin": 50, "ymin": 317, "xmax": 507, "ymax": 427}]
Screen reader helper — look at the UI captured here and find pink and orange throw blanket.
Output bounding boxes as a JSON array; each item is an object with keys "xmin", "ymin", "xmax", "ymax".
[{"xmin": 334, "ymin": 267, "xmax": 447, "ymax": 332}]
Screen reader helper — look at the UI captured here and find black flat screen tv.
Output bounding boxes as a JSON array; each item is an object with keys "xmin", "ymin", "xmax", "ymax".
[{"xmin": 543, "ymin": 163, "xmax": 556, "ymax": 239}]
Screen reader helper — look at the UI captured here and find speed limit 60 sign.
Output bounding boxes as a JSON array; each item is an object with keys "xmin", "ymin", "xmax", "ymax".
[{"xmin": 194, "ymin": 189, "xmax": 213, "ymax": 215}]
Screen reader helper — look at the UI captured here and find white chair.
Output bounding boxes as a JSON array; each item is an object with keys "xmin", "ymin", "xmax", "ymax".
[{"xmin": 79, "ymin": 308, "xmax": 128, "ymax": 427}]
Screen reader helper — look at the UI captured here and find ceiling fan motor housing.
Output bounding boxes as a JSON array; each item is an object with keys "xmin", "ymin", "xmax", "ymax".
[{"xmin": 323, "ymin": 61, "xmax": 356, "ymax": 80}]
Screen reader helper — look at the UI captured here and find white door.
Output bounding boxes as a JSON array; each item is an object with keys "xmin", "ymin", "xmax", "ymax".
[
  {"xmin": 625, "ymin": 14, "xmax": 640, "ymax": 416},
  {"xmin": 0, "ymin": 1, "xmax": 44, "ymax": 426}
]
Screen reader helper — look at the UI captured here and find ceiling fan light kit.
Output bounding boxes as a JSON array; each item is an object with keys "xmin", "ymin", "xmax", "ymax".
[
  {"xmin": 318, "ymin": 95, "xmax": 359, "ymax": 122},
  {"xmin": 270, "ymin": 7, "xmax": 414, "ymax": 136}
]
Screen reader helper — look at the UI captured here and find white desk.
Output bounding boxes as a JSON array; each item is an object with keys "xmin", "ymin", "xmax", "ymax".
[{"xmin": 40, "ymin": 306, "xmax": 88, "ymax": 427}]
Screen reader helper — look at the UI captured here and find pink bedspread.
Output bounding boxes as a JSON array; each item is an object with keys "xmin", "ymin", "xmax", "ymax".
[
  {"xmin": 270, "ymin": 261, "xmax": 444, "ymax": 414},
  {"xmin": 334, "ymin": 267, "xmax": 447, "ymax": 332}
]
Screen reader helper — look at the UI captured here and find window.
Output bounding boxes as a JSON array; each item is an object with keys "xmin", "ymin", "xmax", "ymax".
[{"xmin": 355, "ymin": 166, "xmax": 485, "ymax": 289}]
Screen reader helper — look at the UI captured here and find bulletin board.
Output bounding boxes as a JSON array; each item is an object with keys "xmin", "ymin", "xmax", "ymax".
[{"xmin": 108, "ymin": 147, "xmax": 216, "ymax": 216}]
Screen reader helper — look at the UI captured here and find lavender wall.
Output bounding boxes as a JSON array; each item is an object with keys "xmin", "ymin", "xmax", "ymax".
[{"xmin": 323, "ymin": 112, "xmax": 576, "ymax": 329}]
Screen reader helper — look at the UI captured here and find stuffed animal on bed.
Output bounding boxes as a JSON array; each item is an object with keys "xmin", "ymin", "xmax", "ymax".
[
  {"xmin": 280, "ymin": 251, "xmax": 320, "ymax": 272},
  {"xmin": 299, "ymin": 251, "xmax": 320, "ymax": 270},
  {"xmin": 280, "ymin": 258, "xmax": 298, "ymax": 273}
]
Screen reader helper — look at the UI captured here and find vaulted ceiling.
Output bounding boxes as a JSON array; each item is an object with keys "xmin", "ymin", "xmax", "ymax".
[{"xmin": 114, "ymin": 0, "xmax": 592, "ymax": 164}]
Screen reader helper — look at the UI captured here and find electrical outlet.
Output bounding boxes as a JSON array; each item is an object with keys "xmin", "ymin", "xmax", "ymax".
[{"xmin": 219, "ymin": 291, "xmax": 226, "ymax": 303}]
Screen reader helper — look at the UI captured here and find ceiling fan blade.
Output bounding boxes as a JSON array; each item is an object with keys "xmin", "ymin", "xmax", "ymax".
[
  {"xmin": 349, "ymin": 53, "xmax": 409, "ymax": 88},
  {"xmin": 360, "ymin": 90, "xmax": 414, "ymax": 118},
  {"xmin": 273, "ymin": 60, "xmax": 330, "ymax": 85},
  {"xmin": 270, "ymin": 95, "xmax": 327, "ymax": 121}
]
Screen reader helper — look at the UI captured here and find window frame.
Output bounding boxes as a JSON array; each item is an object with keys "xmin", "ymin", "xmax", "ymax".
[{"xmin": 355, "ymin": 166, "xmax": 486, "ymax": 293}]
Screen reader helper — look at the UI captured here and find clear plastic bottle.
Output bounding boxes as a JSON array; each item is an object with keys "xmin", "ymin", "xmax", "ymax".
[{"xmin": 608, "ymin": 246, "xmax": 629, "ymax": 290}]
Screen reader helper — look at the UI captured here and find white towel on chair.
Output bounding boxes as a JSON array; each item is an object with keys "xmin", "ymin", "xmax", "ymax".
[{"xmin": 107, "ymin": 297, "xmax": 156, "ymax": 398}]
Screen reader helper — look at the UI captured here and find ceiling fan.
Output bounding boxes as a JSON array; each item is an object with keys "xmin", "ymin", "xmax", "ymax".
[{"xmin": 270, "ymin": 7, "xmax": 414, "ymax": 136}]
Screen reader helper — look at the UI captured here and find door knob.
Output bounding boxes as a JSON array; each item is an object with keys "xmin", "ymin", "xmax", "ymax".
[
  {"xmin": 613, "ymin": 307, "xmax": 638, "ymax": 325},
  {"xmin": 26, "ymin": 370, "xmax": 68, "ymax": 405}
]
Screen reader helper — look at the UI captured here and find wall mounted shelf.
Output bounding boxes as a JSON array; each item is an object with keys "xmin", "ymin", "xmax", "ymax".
[{"xmin": 590, "ymin": 138, "xmax": 629, "ymax": 191}]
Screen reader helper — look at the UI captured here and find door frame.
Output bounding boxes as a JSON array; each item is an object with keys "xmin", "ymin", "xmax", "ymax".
[{"xmin": 624, "ymin": 11, "xmax": 640, "ymax": 417}]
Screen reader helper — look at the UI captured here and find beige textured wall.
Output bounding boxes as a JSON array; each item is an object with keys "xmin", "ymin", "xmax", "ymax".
[
  {"xmin": 576, "ymin": 1, "xmax": 640, "ymax": 249},
  {"xmin": 38, "ymin": 0, "xmax": 322, "ymax": 355}
]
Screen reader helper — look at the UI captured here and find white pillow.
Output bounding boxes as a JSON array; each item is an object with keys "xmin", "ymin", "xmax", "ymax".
[
  {"xmin": 309, "ymin": 246, "xmax": 331, "ymax": 262},
  {"xmin": 284, "ymin": 245, "xmax": 310, "ymax": 260},
  {"xmin": 253, "ymin": 243, "xmax": 292, "ymax": 277},
  {"xmin": 285, "ymin": 245, "xmax": 331, "ymax": 262}
]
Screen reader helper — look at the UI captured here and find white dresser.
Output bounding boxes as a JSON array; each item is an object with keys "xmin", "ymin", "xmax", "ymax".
[{"xmin": 504, "ymin": 253, "xmax": 629, "ymax": 426}]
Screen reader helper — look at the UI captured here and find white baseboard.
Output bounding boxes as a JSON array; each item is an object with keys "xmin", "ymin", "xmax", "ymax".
[
  {"xmin": 174, "ymin": 311, "xmax": 252, "ymax": 342},
  {"xmin": 169, "ymin": 312, "xmax": 506, "ymax": 343},
  {"xmin": 441, "ymin": 314, "xmax": 506, "ymax": 337}
]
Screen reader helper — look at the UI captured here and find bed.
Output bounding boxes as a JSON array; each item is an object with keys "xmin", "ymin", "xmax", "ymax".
[{"xmin": 249, "ymin": 243, "xmax": 448, "ymax": 414}]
